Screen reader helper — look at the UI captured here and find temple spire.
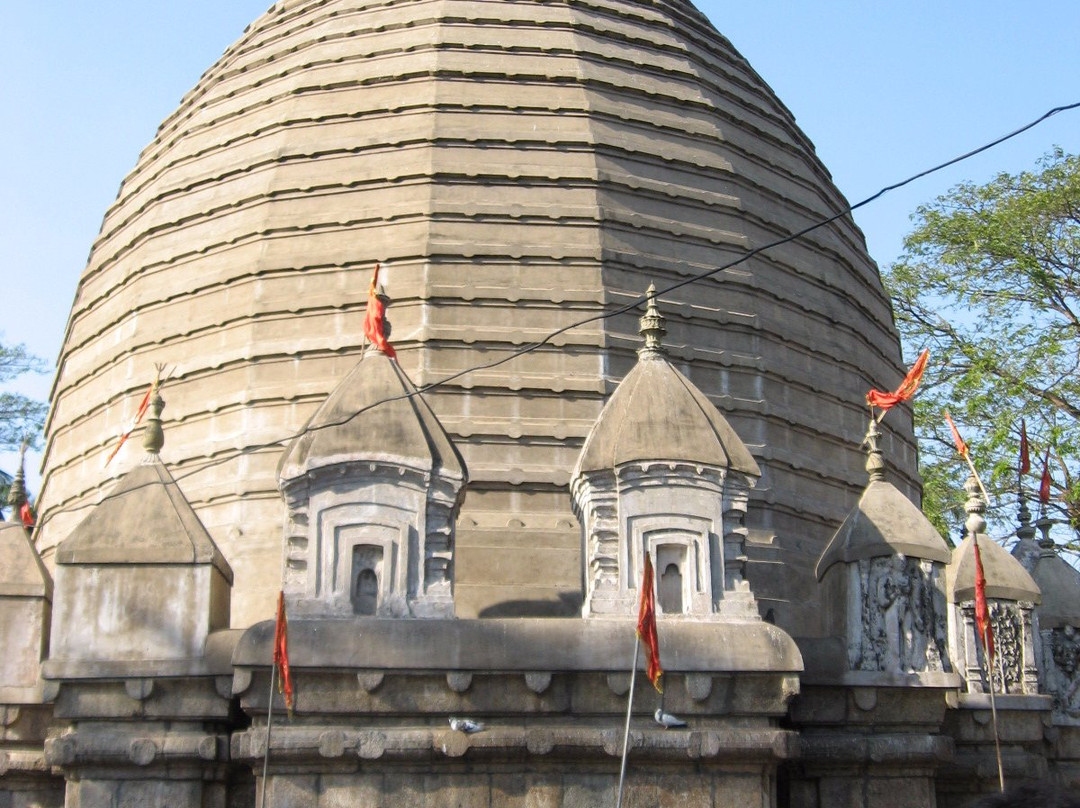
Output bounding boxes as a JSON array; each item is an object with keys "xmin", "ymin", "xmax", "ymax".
[
  {"xmin": 637, "ymin": 283, "xmax": 666, "ymax": 357},
  {"xmin": 863, "ymin": 418, "xmax": 886, "ymax": 483},
  {"xmin": 6, "ymin": 441, "xmax": 29, "ymax": 522}
]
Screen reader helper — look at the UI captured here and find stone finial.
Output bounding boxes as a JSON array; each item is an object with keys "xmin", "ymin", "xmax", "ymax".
[
  {"xmin": 1037, "ymin": 513, "xmax": 1055, "ymax": 552},
  {"xmin": 1016, "ymin": 493, "xmax": 1036, "ymax": 543},
  {"xmin": 964, "ymin": 476, "xmax": 986, "ymax": 537},
  {"xmin": 863, "ymin": 418, "xmax": 886, "ymax": 483},
  {"xmin": 6, "ymin": 441, "xmax": 29, "ymax": 519},
  {"xmin": 142, "ymin": 389, "xmax": 165, "ymax": 460},
  {"xmin": 637, "ymin": 284, "xmax": 666, "ymax": 357}
]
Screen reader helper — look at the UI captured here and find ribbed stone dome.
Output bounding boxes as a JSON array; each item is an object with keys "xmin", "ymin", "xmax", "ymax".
[{"xmin": 37, "ymin": 0, "xmax": 918, "ymax": 630}]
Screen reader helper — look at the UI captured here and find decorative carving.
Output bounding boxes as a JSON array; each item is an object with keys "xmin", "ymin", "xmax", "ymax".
[
  {"xmin": 851, "ymin": 556, "xmax": 949, "ymax": 673},
  {"xmin": 989, "ymin": 602, "xmax": 1024, "ymax": 693},
  {"xmin": 1045, "ymin": 625, "xmax": 1080, "ymax": 718}
]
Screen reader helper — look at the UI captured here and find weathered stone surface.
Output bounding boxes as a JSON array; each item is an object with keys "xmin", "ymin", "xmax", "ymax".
[{"xmin": 37, "ymin": 0, "xmax": 919, "ymax": 634}]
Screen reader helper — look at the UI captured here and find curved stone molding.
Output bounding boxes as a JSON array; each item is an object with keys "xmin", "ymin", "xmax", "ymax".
[
  {"xmin": 524, "ymin": 672, "xmax": 552, "ymax": 694},
  {"xmin": 128, "ymin": 738, "xmax": 158, "ymax": 766},
  {"xmin": 446, "ymin": 672, "xmax": 473, "ymax": 693},
  {"xmin": 357, "ymin": 672, "xmax": 385, "ymax": 693},
  {"xmin": 685, "ymin": 673, "xmax": 713, "ymax": 702},
  {"xmin": 124, "ymin": 679, "xmax": 155, "ymax": 701}
]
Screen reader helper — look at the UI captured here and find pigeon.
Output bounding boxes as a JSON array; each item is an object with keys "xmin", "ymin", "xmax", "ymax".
[
  {"xmin": 449, "ymin": 717, "xmax": 485, "ymax": 734},
  {"xmin": 654, "ymin": 709, "xmax": 687, "ymax": 729}
]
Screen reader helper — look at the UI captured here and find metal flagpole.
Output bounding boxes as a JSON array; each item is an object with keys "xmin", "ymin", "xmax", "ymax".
[
  {"xmin": 984, "ymin": 626, "xmax": 1005, "ymax": 792},
  {"xmin": 615, "ymin": 638, "xmax": 641, "ymax": 808},
  {"xmin": 259, "ymin": 662, "xmax": 278, "ymax": 808}
]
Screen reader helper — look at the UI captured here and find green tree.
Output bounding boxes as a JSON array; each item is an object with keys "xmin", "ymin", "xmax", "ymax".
[
  {"xmin": 0, "ymin": 339, "xmax": 48, "ymax": 452},
  {"xmin": 884, "ymin": 150, "xmax": 1080, "ymax": 551}
]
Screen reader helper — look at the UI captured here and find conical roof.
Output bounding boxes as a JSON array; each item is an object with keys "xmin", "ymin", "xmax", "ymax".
[
  {"xmin": 0, "ymin": 522, "xmax": 52, "ymax": 599},
  {"xmin": 575, "ymin": 292, "xmax": 758, "ymax": 476},
  {"xmin": 279, "ymin": 350, "xmax": 466, "ymax": 482},
  {"xmin": 817, "ymin": 422, "xmax": 949, "ymax": 578},
  {"xmin": 38, "ymin": 0, "xmax": 917, "ymax": 627},
  {"xmin": 816, "ymin": 480, "xmax": 951, "ymax": 579},
  {"xmin": 57, "ymin": 394, "xmax": 232, "ymax": 581},
  {"xmin": 948, "ymin": 536, "xmax": 1040, "ymax": 604}
]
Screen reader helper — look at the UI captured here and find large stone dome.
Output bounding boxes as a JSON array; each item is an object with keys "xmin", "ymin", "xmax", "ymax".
[{"xmin": 37, "ymin": 0, "xmax": 918, "ymax": 630}]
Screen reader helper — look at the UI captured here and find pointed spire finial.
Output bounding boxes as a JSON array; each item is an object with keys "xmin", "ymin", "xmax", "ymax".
[
  {"xmin": 964, "ymin": 475, "xmax": 987, "ymax": 538},
  {"xmin": 142, "ymin": 366, "xmax": 166, "ymax": 460},
  {"xmin": 1036, "ymin": 513, "xmax": 1055, "ymax": 552},
  {"xmin": 863, "ymin": 417, "xmax": 886, "ymax": 482},
  {"xmin": 1016, "ymin": 492, "xmax": 1036, "ymax": 542},
  {"xmin": 6, "ymin": 439, "xmax": 29, "ymax": 519},
  {"xmin": 638, "ymin": 283, "xmax": 666, "ymax": 357}
]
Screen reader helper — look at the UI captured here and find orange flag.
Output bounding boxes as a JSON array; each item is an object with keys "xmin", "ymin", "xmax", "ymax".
[
  {"xmin": 867, "ymin": 348, "xmax": 929, "ymax": 411},
  {"xmin": 973, "ymin": 537, "xmax": 994, "ymax": 662},
  {"xmin": 1039, "ymin": 449, "xmax": 1052, "ymax": 506},
  {"xmin": 944, "ymin": 410, "xmax": 968, "ymax": 458},
  {"xmin": 636, "ymin": 554, "xmax": 663, "ymax": 693},
  {"xmin": 273, "ymin": 591, "xmax": 295, "ymax": 715},
  {"xmin": 363, "ymin": 263, "xmax": 397, "ymax": 359},
  {"xmin": 104, "ymin": 381, "xmax": 155, "ymax": 466},
  {"xmin": 19, "ymin": 502, "xmax": 34, "ymax": 529},
  {"xmin": 1018, "ymin": 420, "xmax": 1031, "ymax": 476}
]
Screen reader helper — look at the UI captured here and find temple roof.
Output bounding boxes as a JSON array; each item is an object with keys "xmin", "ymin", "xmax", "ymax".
[
  {"xmin": 1014, "ymin": 538, "xmax": 1080, "ymax": 629},
  {"xmin": 816, "ymin": 421, "xmax": 950, "ymax": 578},
  {"xmin": 816, "ymin": 479, "xmax": 951, "ymax": 579},
  {"xmin": 0, "ymin": 521, "xmax": 51, "ymax": 599},
  {"xmin": 279, "ymin": 350, "xmax": 467, "ymax": 484},
  {"xmin": 948, "ymin": 535, "xmax": 1041, "ymax": 604},
  {"xmin": 56, "ymin": 393, "xmax": 233, "ymax": 581},
  {"xmin": 575, "ymin": 292, "xmax": 758, "ymax": 477}
]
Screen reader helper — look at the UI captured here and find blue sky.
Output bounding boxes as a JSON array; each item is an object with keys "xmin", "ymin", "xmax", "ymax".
[{"xmin": 2, "ymin": 1, "xmax": 1078, "ymax": 488}]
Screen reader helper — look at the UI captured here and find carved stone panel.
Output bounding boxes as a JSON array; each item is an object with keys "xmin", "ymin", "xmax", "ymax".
[{"xmin": 848, "ymin": 556, "xmax": 950, "ymax": 674}]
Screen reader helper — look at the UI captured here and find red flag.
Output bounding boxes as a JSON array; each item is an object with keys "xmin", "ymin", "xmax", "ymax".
[
  {"xmin": 273, "ymin": 591, "xmax": 295, "ymax": 715},
  {"xmin": 944, "ymin": 410, "xmax": 968, "ymax": 458},
  {"xmin": 1039, "ymin": 449, "xmax": 1052, "ymax": 505},
  {"xmin": 1018, "ymin": 420, "xmax": 1031, "ymax": 476},
  {"xmin": 363, "ymin": 263, "xmax": 397, "ymax": 360},
  {"xmin": 104, "ymin": 382, "xmax": 155, "ymax": 466},
  {"xmin": 973, "ymin": 537, "xmax": 994, "ymax": 662},
  {"xmin": 636, "ymin": 554, "xmax": 663, "ymax": 693},
  {"xmin": 19, "ymin": 502, "xmax": 34, "ymax": 529},
  {"xmin": 867, "ymin": 348, "xmax": 929, "ymax": 411}
]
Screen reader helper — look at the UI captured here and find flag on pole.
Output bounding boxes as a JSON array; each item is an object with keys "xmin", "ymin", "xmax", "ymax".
[
  {"xmin": 104, "ymin": 381, "xmax": 156, "ymax": 466},
  {"xmin": 866, "ymin": 348, "xmax": 929, "ymax": 411},
  {"xmin": 973, "ymin": 536, "xmax": 995, "ymax": 662},
  {"xmin": 19, "ymin": 502, "xmax": 34, "ymax": 529},
  {"xmin": 363, "ymin": 263, "xmax": 397, "ymax": 359},
  {"xmin": 636, "ymin": 554, "xmax": 662, "ymax": 693},
  {"xmin": 273, "ymin": 591, "xmax": 295, "ymax": 715},
  {"xmin": 1039, "ymin": 449, "xmax": 1052, "ymax": 506},
  {"xmin": 944, "ymin": 410, "xmax": 969, "ymax": 458},
  {"xmin": 1018, "ymin": 420, "xmax": 1031, "ymax": 476}
]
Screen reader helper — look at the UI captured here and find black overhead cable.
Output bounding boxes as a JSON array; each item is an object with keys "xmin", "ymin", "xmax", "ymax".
[{"xmin": 33, "ymin": 100, "xmax": 1080, "ymax": 532}]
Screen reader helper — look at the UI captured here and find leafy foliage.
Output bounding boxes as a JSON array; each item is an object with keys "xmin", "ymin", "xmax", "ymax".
[
  {"xmin": 884, "ymin": 150, "xmax": 1080, "ymax": 551},
  {"xmin": 0, "ymin": 339, "xmax": 48, "ymax": 452}
]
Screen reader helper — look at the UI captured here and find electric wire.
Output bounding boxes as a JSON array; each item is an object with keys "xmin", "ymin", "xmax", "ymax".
[{"xmin": 31, "ymin": 100, "xmax": 1080, "ymax": 533}]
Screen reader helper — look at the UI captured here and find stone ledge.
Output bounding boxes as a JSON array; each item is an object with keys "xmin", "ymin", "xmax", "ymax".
[
  {"xmin": 231, "ymin": 724, "xmax": 799, "ymax": 765},
  {"xmin": 799, "ymin": 732, "xmax": 954, "ymax": 767},
  {"xmin": 232, "ymin": 617, "xmax": 803, "ymax": 672}
]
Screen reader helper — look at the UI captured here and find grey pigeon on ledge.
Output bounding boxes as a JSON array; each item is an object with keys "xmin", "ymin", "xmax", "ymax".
[
  {"xmin": 654, "ymin": 709, "xmax": 687, "ymax": 729},
  {"xmin": 449, "ymin": 717, "xmax": 485, "ymax": 734}
]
